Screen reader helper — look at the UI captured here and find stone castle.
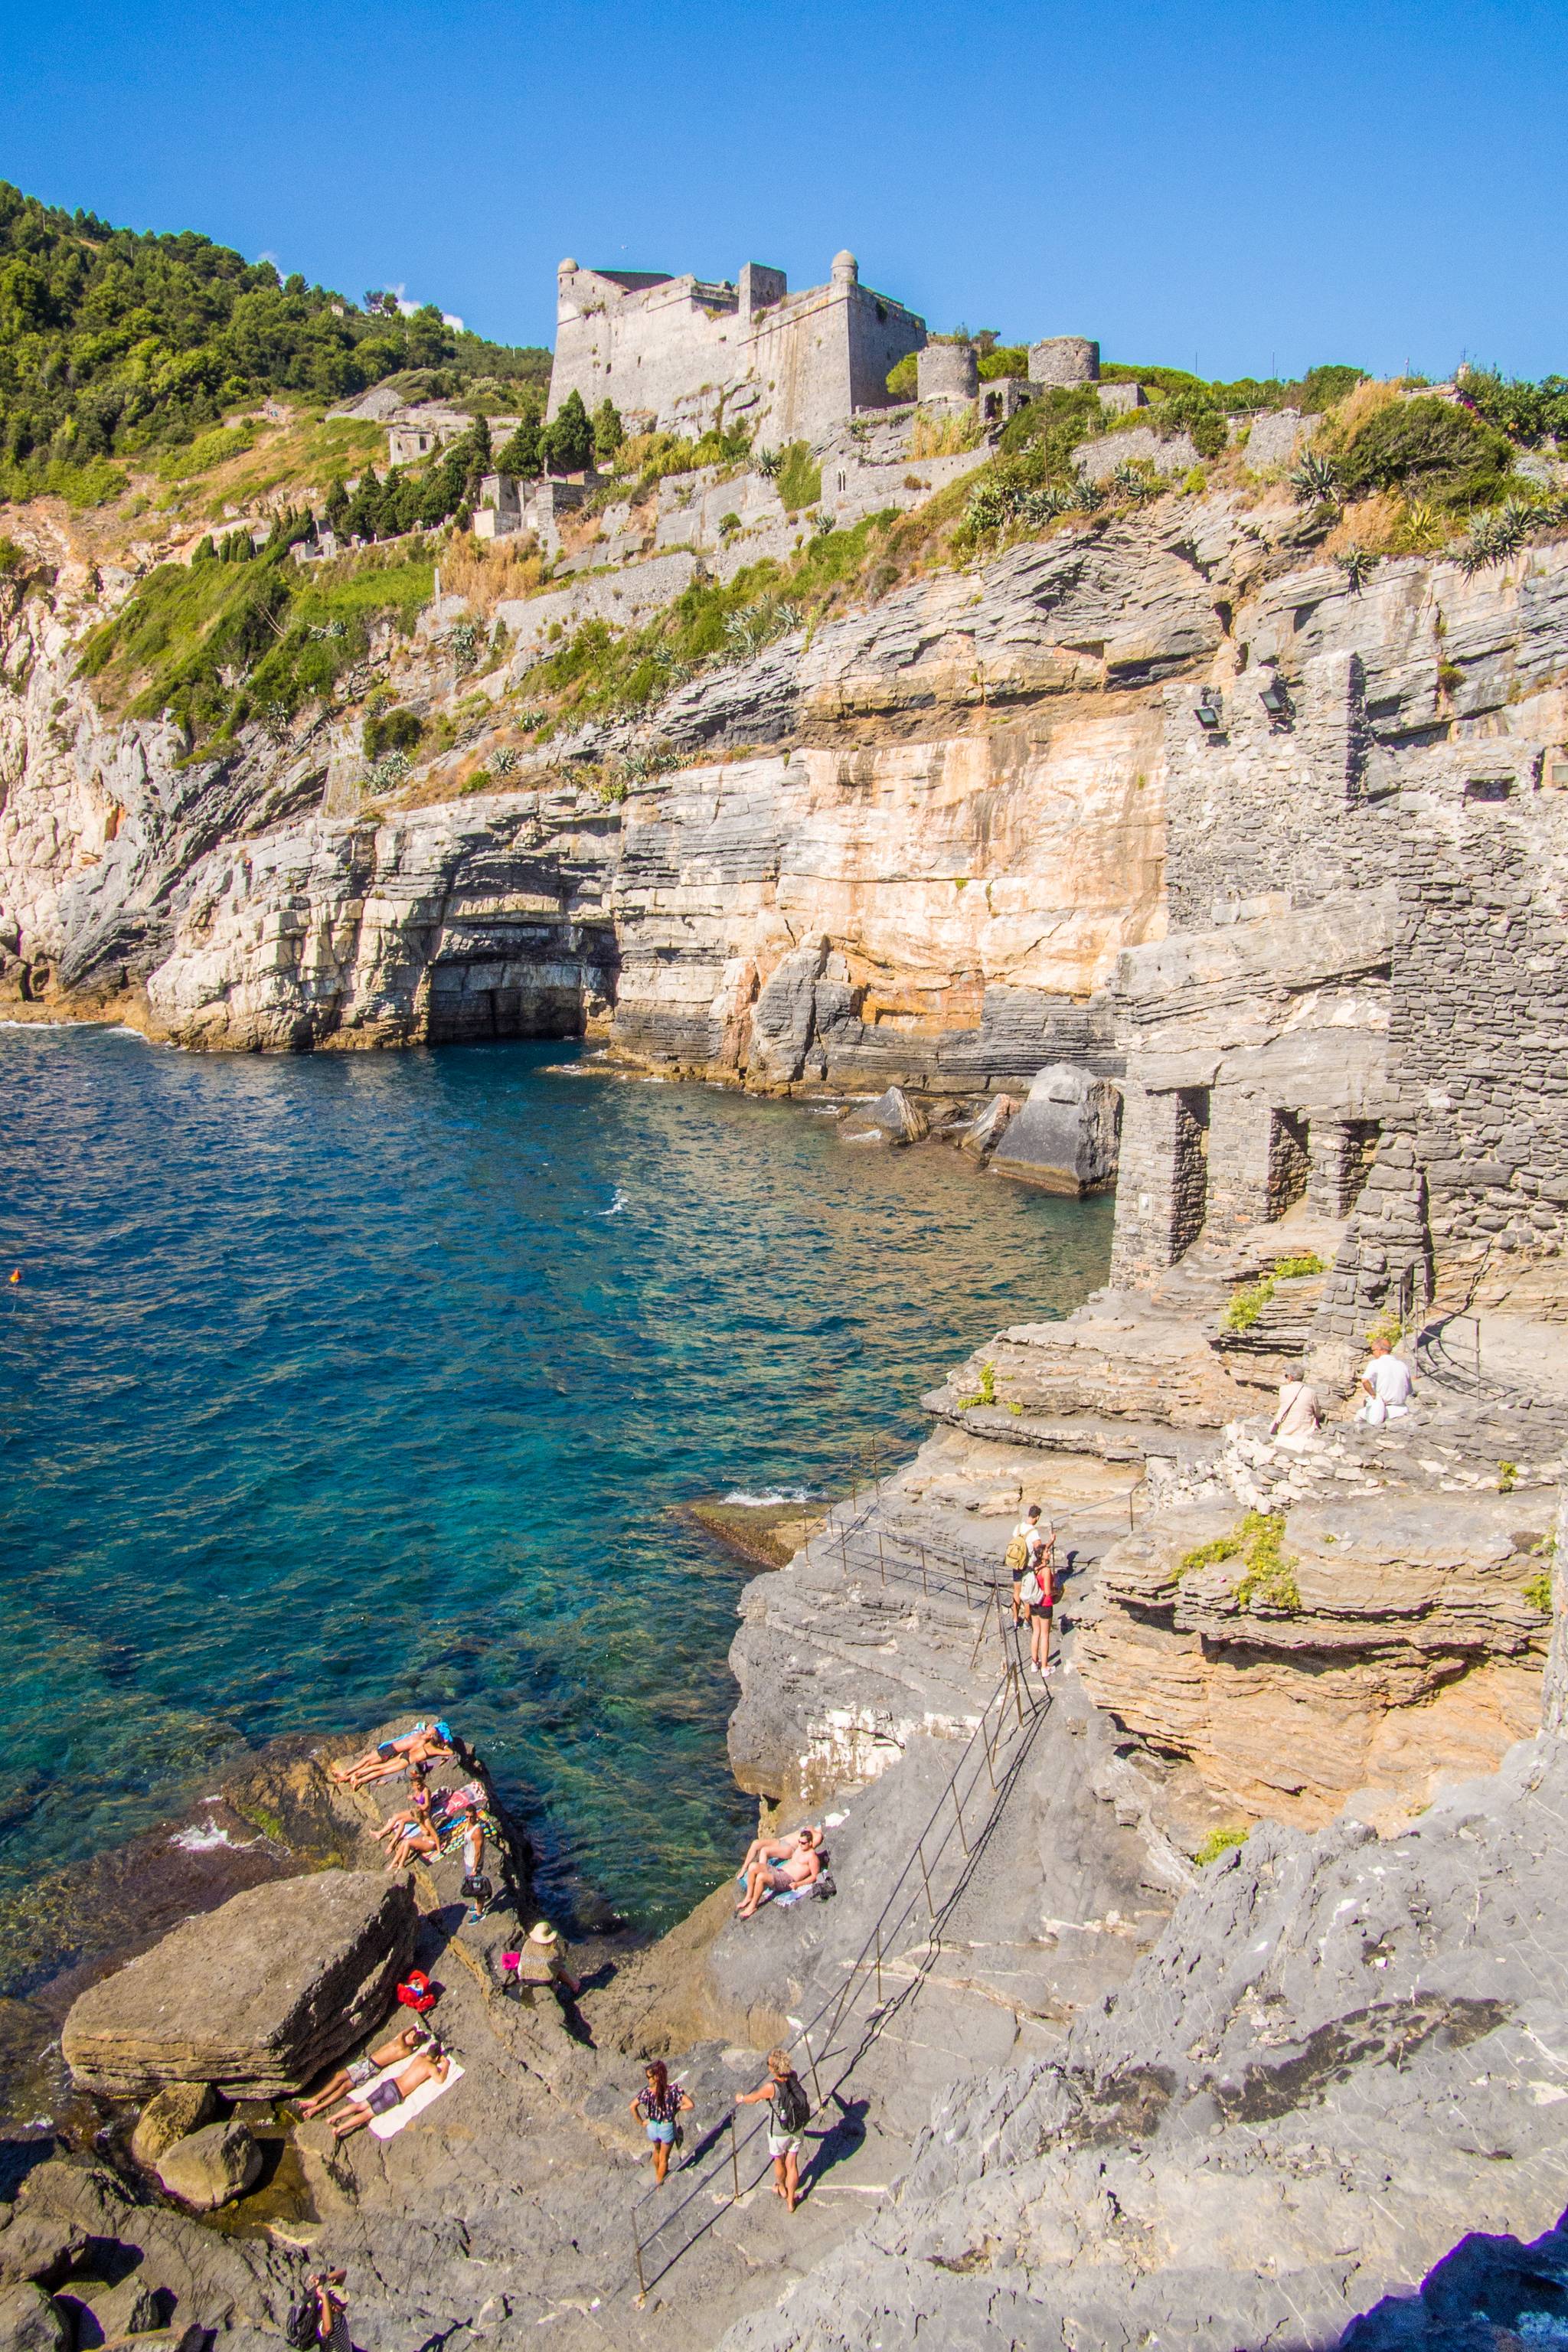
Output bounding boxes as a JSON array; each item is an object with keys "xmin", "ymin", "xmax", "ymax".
[{"xmin": 545, "ymin": 250, "xmax": 927, "ymax": 445}]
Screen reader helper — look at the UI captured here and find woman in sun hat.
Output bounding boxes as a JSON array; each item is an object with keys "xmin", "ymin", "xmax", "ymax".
[{"xmin": 503, "ymin": 1919, "xmax": 582, "ymax": 2010}]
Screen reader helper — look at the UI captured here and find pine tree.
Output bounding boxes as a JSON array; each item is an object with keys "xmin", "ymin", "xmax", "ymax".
[
  {"xmin": 495, "ymin": 416, "xmax": 542, "ymax": 481},
  {"xmin": 542, "ymin": 389, "xmax": 593, "ymax": 475},
  {"xmin": 324, "ymin": 475, "xmax": 349, "ymax": 533},
  {"xmin": 344, "ymin": 465, "xmax": 380, "ymax": 540}
]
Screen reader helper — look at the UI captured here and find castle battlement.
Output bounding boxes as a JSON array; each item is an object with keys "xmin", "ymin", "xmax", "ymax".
[{"xmin": 546, "ymin": 250, "xmax": 926, "ymax": 448}]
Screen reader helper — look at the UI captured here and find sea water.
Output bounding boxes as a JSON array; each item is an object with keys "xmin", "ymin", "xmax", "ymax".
[{"xmin": 0, "ymin": 1026, "xmax": 1111, "ymax": 1956}]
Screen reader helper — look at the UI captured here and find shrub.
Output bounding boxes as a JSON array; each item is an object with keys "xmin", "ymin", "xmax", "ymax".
[
  {"xmin": 1223, "ymin": 1278, "xmax": 1273, "ymax": 1332},
  {"xmin": 977, "ymin": 345, "xmax": 1029, "ymax": 381},
  {"xmin": 591, "ymin": 398, "xmax": 625, "ymax": 464},
  {"xmin": 956, "ymin": 1360, "xmax": 998, "ymax": 1410},
  {"xmin": 885, "ymin": 354, "xmax": 919, "ymax": 401},
  {"xmin": 542, "ymin": 388, "xmax": 593, "ymax": 474},
  {"xmin": 1273, "ymin": 1253, "xmax": 1327, "ymax": 1279},
  {"xmin": 1234, "ymin": 1512, "xmax": 1301, "ymax": 1613},
  {"xmin": 1459, "ymin": 371, "xmax": 1568, "ymax": 446},
  {"xmin": 1177, "ymin": 1530, "xmax": 1243, "ymax": 1579},
  {"xmin": 1195, "ymin": 1825, "xmax": 1250, "ymax": 1867},
  {"xmin": 1523, "ymin": 1571, "xmax": 1553, "ymax": 1614},
  {"xmin": 363, "ymin": 705, "xmax": 422, "ymax": 762},
  {"xmin": 1498, "ymin": 1460, "xmax": 1518, "ymax": 1494},
  {"xmin": 1336, "ymin": 396, "xmax": 1511, "ymax": 507},
  {"xmin": 776, "ymin": 442, "xmax": 822, "ymax": 513}
]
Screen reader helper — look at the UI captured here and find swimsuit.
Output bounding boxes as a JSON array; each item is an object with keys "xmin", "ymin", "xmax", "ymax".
[
  {"xmin": 364, "ymin": 2077, "xmax": 403, "ymax": 2116},
  {"xmin": 345, "ymin": 2055, "xmax": 377, "ymax": 2089}
]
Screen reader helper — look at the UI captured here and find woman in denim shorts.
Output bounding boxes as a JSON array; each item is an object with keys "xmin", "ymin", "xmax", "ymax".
[{"xmin": 631, "ymin": 2060, "xmax": 693, "ymax": 2186}]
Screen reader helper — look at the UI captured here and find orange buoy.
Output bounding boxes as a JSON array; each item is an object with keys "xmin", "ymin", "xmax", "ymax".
[{"xmin": 7, "ymin": 1269, "xmax": 18, "ymax": 1285}]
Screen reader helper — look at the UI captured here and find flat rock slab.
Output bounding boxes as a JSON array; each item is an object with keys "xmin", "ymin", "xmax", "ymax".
[{"xmin": 61, "ymin": 1870, "xmax": 416, "ymax": 2098}]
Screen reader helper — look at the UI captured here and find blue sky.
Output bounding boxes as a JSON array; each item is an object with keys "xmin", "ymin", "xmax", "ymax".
[{"xmin": 2, "ymin": 0, "xmax": 1563, "ymax": 380}]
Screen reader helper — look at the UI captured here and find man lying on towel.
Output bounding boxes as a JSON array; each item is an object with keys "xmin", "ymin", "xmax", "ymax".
[{"xmin": 323, "ymin": 2042, "xmax": 452, "ymax": 2141}]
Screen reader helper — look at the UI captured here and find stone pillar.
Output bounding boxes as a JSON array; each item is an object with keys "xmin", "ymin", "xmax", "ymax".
[
  {"xmin": 1109, "ymin": 1080, "xmax": 1211, "ymax": 1285},
  {"xmin": 1201, "ymin": 1084, "xmax": 1272, "ymax": 1243},
  {"xmin": 1308, "ymin": 1119, "xmax": 1382, "ymax": 1217},
  {"xmin": 1028, "ymin": 335, "xmax": 1099, "ymax": 387},
  {"xmin": 917, "ymin": 341, "xmax": 978, "ymax": 405}
]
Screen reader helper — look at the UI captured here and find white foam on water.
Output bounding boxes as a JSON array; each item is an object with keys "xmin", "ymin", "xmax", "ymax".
[
  {"xmin": 169, "ymin": 1815, "xmax": 258, "ymax": 1853},
  {"xmin": 721, "ymin": 1488, "xmax": 814, "ymax": 1508},
  {"xmin": 599, "ymin": 1187, "xmax": 629, "ymax": 1217}
]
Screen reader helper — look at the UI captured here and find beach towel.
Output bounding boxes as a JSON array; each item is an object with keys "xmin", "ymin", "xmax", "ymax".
[{"xmin": 362, "ymin": 2057, "xmax": 466, "ymax": 2139}]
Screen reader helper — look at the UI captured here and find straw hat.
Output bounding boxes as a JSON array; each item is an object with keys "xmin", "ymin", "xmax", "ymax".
[{"xmin": 528, "ymin": 1920, "xmax": 561, "ymax": 1946}]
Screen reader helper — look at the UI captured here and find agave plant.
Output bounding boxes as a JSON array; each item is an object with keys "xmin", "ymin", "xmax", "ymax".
[
  {"xmin": 1019, "ymin": 484, "xmax": 1073, "ymax": 528},
  {"xmin": 754, "ymin": 448, "xmax": 781, "ymax": 479},
  {"xmin": 1073, "ymin": 475, "xmax": 1109, "ymax": 514},
  {"xmin": 964, "ymin": 481, "xmax": 1014, "ymax": 535},
  {"xmin": 1110, "ymin": 461, "xmax": 1161, "ymax": 505},
  {"xmin": 490, "ymin": 745, "xmax": 519, "ymax": 776},
  {"xmin": 1289, "ymin": 449, "xmax": 1341, "ymax": 508},
  {"xmin": 1334, "ymin": 545, "xmax": 1377, "ymax": 594}
]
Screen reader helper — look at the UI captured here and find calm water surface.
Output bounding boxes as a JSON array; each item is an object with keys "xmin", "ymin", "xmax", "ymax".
[{"xmin": 0, "ymin": 1027, "xmax": 1110, "ymax": 1949}]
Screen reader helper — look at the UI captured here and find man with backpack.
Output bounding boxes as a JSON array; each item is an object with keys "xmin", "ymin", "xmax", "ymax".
[
  {"xmin": 736, "ymin": 2050, "xmax": 811, "ymax": 2213},
  {"xmin": 286, "ymin": 2269, "xmax": 348, "ymax": 2351}
]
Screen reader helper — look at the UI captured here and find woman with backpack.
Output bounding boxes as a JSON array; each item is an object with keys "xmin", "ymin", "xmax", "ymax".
[
  {"xmin": 1018, "ymin": 1534, "xmax": 1056, "ymax": 1677},
  {"xmin": 737, "ymin": 2050, "xmax": 811, "ymax": 2213}
]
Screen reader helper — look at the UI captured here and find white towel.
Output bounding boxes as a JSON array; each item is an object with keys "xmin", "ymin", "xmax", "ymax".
[{"xmin": 362, "ymin": 2058, "xmax": 466, "ymax": 2139}]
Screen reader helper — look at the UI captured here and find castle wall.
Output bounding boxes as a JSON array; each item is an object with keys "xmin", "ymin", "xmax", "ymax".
[{"xmin": 547, "ymin": 257, "xmax": 924, "ymax": 448}]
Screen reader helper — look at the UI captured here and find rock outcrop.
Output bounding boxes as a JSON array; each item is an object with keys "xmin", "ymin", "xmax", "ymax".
[
  {"xmin": 153, "ymin": 2118, "xmax": 263, "ymax": 2213},
  {"xmin": 60, "ymin": 1869, "xmax": 416, "ymax": 2097},
  {"xmin": 129, "ymin": 2080, "xmax": 220, "ymax": 2168}
]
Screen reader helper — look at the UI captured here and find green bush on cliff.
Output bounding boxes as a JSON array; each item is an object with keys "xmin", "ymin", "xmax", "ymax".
[
  {"xmin": 776, "ymin": 442, "xmax": 823, "ymax": 514},
  {"xmin": 1523, "ymin": 1571, "xmax": 1553, "ymax": 1614},
  {"xmin": 1336, "ymin": 397, "xmax": 1512, "ymax": 508},
  {"xmin": 1195, "ymin": 1824, "xmax": 1250, "ymax": 1866},
  {"xmin": 77, "ymin": 541, "xmax": 433, "ymax": 749}
]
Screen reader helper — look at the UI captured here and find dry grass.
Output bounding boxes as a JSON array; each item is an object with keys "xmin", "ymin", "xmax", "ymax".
[
  {"xmin": 1320, "ymin": 378, "xmax": 1401, "ymax": 449},
  {"xmin": 909, "ymin": 409, "xmax": 985, "ymax": 459},
  {"xmin": 1321, "ymin": 492, "xmax": 1406, "ymax": 559},
  {"xmin": 441, "ymin": 534, "xmax": 546, "ymax": 616}
]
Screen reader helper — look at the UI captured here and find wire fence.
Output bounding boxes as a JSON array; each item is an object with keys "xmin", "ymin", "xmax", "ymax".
[{"xmin": 629, "ymin": 1648, "xmax": 1050, "ymax": 2300}]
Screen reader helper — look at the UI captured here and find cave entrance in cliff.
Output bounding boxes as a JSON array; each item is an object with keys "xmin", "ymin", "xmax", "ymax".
[
  {"xmin": 1268, "ymin": 1109, "xmax": 1311, "ymax": 1220},
  {"xmin": 1171, "ymin": 1087, "xmax": 1210, "ymax": 1259}
]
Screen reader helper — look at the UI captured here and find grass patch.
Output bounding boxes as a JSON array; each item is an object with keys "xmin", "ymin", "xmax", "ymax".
[
  {"xmin": 776, "ymin": 441, "xmax": 822, "ymax": 514},
  {"xmin": 1177, "ymin": 1530, "xmax": 1243, "ymax": 1579},
  {"xmin": 1194, "ymin": 1824, "xmax": 1250, "ymax": 1867},
  {"xmin": 1523, "ymin": 1572, "xmax": 1553, "ymax": 1614},
  {"xmin": 155, "ymin": 422, "xmax": 259, "ymax": 481},
  {"xmin": 77, "ymin": 541, "xmax": 433, "ymax": 748},
  {"xmin": 956, "ymin": 1361, "xmax": 998, "ymax": 1411},
  {"xmin": 1233, "ymin": 1511, "xmax": 1301, "ymax": 1613},
  {"xmin": 1221, "ymin": 1254, "xmax": 1326, "ymax": 1332}
]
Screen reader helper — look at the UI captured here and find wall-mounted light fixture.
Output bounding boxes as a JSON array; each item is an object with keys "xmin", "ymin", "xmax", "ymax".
[
  {"xmin": 1196, "ymin": 688, "xmax": 1224, "ymax": 731},
  {"xmin": 1259, "ymin": 674, "xmax": 1294, "ymax": 727}
]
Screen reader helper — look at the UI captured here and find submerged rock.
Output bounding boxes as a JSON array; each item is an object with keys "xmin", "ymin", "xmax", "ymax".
[
  {"xmin": 61, "ymin": 1870, "xmax": 416, "ymax": 2099},
  {"xmin": 154, "ymin": 2120, "xmax": 263, "ymax": 2213}
]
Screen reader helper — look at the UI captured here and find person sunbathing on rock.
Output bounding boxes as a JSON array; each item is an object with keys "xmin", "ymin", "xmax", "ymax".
[
  {"xmin": 387, "ymin": 1785, "xmax": 486, "ymax": 1873},
  {"xmin": 737, "ymin": 1831, "xmax": 824, "ymax": 1918},
  {"xmin": 739, "ymin": 1823, "xmax": 822, "ymax": 1880},
  {"xmin": 331, "ymin": 1720, "xmax": 454, "ymax": 1788},
  {"xmin": 322, "ymin": 2043, "xmax": 451, "ymax": 2140},
  {"xmin": 371, "ymin": 1766, "xmax": 433, "ymax": 1852},
  {"xmin": 296, "ymin": 2024, "xmax": 432, "ymax": 2118}
]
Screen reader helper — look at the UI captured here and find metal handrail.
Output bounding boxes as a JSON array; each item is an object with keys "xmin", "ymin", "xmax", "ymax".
[{"xmin": 629, "ymin": 1650, "xmax": 1048, "ymax": 2298}]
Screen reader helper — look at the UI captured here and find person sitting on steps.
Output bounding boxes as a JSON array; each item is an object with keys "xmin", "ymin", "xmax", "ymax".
[
  {"xmin": 1356, "ymin": 1334, "xmax": 1415, "ymax": 1426},
  {"xmin": 1270, "ymin": 1363, "xmax": 1323, "ymax": 1448}
]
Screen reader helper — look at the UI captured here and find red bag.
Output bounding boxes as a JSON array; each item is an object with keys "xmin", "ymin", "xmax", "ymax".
[{"xmin": 397, "ymin": 1969, "xmax": 436, "ymax": 2013}]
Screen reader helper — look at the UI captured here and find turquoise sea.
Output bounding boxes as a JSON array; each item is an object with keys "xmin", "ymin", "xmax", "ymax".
[{"xmin": 0, "ymin": 1025, "xmax": 1111, "ymax": 1958}]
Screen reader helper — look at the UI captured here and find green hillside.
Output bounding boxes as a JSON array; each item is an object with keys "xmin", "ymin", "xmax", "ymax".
[{"xmin": 0, "ymin": 179, "xmax": 549, "ymax": 501}]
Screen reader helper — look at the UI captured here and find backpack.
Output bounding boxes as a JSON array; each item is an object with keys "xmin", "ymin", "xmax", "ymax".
[
  {"xmin": 773, "ymin": 2072, "xmax": 809, "ymax": 2133},
  {"xmin": 284, "ymin": 2298, "xmax": 319, "ymax": 2350},
  {"xmin": 1004, "ymin": 1536, "xmax": 1028, "ymax": 1573}
]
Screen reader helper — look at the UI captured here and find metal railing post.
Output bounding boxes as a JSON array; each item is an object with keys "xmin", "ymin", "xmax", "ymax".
[
  {"xmin": 633, "ymin": 2225, "xmax": 647, "ymax": 2303},
  {"xmin": 730, "ymin": 2112, "xmax": 741, "ymax": 2200},
  {"xmin": 874, "ymin": 1922, "xmax": 884, "ymax": 2004},
  {"xmin": 918, "ymin": 1837, "xmax": 935, "ymax": 1922},
  {"xmin": 952, "ymin": 1775, "xmax": 970, "ymax": 1857},
  {"xmin": 802, "ymin": 2028, "xmax": 824, "ymax": 2108}
]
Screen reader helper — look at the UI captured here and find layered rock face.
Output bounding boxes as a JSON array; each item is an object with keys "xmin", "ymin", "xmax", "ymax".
[{"xmin": 60, "ymin": 1868, "xmax": 416, "ymax": 2096}]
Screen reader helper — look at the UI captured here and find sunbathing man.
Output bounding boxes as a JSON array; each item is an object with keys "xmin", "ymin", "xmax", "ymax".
[
  {"xmin": 741, "ymin": 1823, "xmax": 823, "ymax": 1876},
  {"xmin": 737, "ymin": 1828, "xmax": 824, "ymax": 1919},
  {"xmin": 331, "ymin": 1721, "xmax": 454, "ymax": 1789},
  {"xmin": 296, "ymin": 2024, "xmax": 432, "ymax": 2118},
  {"xmin": 322, "ymin": 2043, "xmax": 451, "ymax": 2140}
]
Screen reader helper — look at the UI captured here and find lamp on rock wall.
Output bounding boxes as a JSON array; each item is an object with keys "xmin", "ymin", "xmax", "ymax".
[
  {"xmin": 1259, "ymin": 674, "xmax": 1295, "ymax": 727},
  {"xmin": 1195, "ymin": 688, "xmax": 1224, "ymax": 732}
]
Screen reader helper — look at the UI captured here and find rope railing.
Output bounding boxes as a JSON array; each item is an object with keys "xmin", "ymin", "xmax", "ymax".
[{"xmin": 629, "ymin": 1650, "xmax": 1050, "ymax": 2301}]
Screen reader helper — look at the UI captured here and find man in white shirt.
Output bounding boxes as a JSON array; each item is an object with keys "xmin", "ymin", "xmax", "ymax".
[{"xmin": 1356, "ymin": 1336, "xmax": 1414, "ymax": 1424}]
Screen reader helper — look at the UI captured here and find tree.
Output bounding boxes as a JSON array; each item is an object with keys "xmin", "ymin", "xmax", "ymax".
[
  {"xmin": 495, "ymin": 415, "xmax": 542, "ymax": 480},
  {"xmin": 592, "ymin": 397, "xmax": 625, "ymax": 465},
  {"xmin": 324, "ymin": 475, "xmax": 349, "ymax": 534},
  {"xmin": 542, "ymin": 388, "xmax": 593, "ymax": 475},
  {"xmin": 344, "ymin": 465, "xmax": 381, "ymax": 540}
]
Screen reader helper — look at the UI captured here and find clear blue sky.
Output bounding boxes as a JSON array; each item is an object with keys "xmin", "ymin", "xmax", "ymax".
[{"xmin": 2, "ymin": 0, "xmax": 1563, "ymax": 381}]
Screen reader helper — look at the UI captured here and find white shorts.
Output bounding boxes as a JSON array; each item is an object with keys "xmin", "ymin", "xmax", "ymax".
[{"xmin": 768, "ymin": 2129, "xmax": 803, "ymax": 2161}]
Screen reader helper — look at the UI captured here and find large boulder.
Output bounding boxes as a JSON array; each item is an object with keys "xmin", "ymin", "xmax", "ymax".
[
  {"xmin": 154, "ymin": 2122, "xmax": 262, "ymax": 2214},
  {"xmin": 838, "ymin": 1086, "xmax": 929, "ymax": 1146},
  {"xmin": 989, "ymin": 1063, "xmax": 1120, "ymax": 1194},
  {"xmin": 129, "ymin": 2082, "xmax": 219, "ymax": 2171},
  {"xmin": 62, "ymin": 1870, "xmax": 416, "ymax": 2098}
]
